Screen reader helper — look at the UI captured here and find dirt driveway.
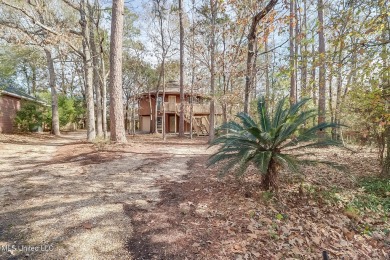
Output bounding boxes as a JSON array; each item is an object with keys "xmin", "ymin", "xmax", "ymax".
[{"xmin": 0, "ymin": 132, "xmax": 211, "ymax": 259}]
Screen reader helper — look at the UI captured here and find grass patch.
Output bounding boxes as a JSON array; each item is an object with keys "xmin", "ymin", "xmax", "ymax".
[
  {"xmin": 344, "ymin": 206, "xmax": 360, "ymax": 220},
  {"xmin": 93, "ymin": 136, "xmax": 110, "ymax": 151},
  {"xmin": 260, "ymin": 191, "xmax": 274, "ymax": 204},
  {"xmin": 359, "ymin": 177, "xmax": 390, "ymax": 197},
  {"xmin": 350, "ymin": 177, "xmax": 390, "ymax": 213},
  {"xmin": 303, "ymin": 184, "xmax": 342, "ymax": 205}
]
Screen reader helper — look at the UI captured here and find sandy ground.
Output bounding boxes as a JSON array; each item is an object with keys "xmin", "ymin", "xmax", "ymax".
[{"xmin": 0, "ymin": 132, "xmax": 211, "ymax": 259}]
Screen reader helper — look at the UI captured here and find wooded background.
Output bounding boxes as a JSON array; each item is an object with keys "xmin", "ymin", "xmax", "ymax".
[{"xmin": 0, "ymin": 0, "xmax": 388, "ymax": 174}]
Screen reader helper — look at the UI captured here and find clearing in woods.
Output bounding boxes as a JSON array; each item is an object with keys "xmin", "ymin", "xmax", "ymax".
[{"xmin": 0, "ymin": 131, "xmax": 388, "ymax": 259}]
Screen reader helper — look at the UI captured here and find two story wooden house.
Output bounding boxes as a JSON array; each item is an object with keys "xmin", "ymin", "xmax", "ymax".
[{"xmin": 137, "ymin": 81, "xmax": 221, "ymax": 136}]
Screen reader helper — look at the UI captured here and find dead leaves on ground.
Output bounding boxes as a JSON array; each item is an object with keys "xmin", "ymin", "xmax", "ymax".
[
  {"xmin": 124, "ymin": 146, "xmax": 389, "ymax": 259},
  {"xmin": 178, "ymin": 193, "xmax": 389, "ymax": 259}
]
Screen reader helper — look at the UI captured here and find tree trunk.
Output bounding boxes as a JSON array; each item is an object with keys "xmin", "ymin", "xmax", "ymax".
[
  {"xmin": 80, "ymin": 0, "xmax": 96, "ymax": 142},
  {"xmin": 244, "ymin": 36, "xmax": 255, "ymax": 114},
  {"xmin": 383, "ymin": 127, "xmax": 390, "ymax": 177},
  {"xmin": 265, "ymin": 27, "xmax": 270, "ymax": 101},
  {"xmin": 101, "ymin": 53, "xmax": 108, "ymax": 138},
  {"xmin": 300, "ymin": 0, "xmax": 308, "ymax": 99},
  {"xmin": 155, "ymin": 90, "xmax": 160, "ymax": 134},
  {"xmin": 381, "ymin": 0, "xmax": 390, "ymax": 176},
  {"xmin": 162, "ymin": 59, "xmax": 166, "ymax": 140},
  {"xmin": 251, "ymin": 41, "xmax": 259, "ymax": 102},
  {"xmin": 294, "ymin": 0, "xmax": 299, "ymax": 100},
  {"xmin": 132, "ymin": 94, "xmax": 136, "ymax": 135},
  {"xmin": 97, "ymin": 26, "xmax": 108, "ymax": 138},
  {"xmin": 334, "ymin": 42, "xmax": 343, "ymax": 140},
  {"xmin": 109, "ymin": 0, "xmax": 127, "ymax": 143},
  {"xmin": 244, "ymin": 0, "xmax": 278, "ymax": 113},
  {"xmin": 60, "ymin": 59, "xmax": 66, "ymax": 94},
  {"xmin": 125, "ymin": 99, "xmax": 129, "ymax": 131},
  {"xmin": 190, "ymin": 1, "xmax": 196, "ymax": 139},
  {"xmin": 153, "ymin": 69, "xmax": 162, "ymax": 134},
  {"xmin": 317, "ymin": 0, "xmax": 326, "ymax": 136},
  {"xmin": 262, "ymin": 159, "xmax": 278, "ymax": 191},
  {"xmin": 22, "ymin": 65, "xmax": 31, "ymax": 95},
  {"xmin": 96, "ymin": 5, "xmax": 108, "ymax": 139},
  {"xmin": 289, "ymin": 0, "xmax": 296, "ymax": 105},
  {"xmin": 89, "ymin": 6, "xmax": 103, "ymax": 138},
  {"xmin": 155, "ymin": 0, "xmax": 167, "ymax": 140},
  {"xmin": 208, "ymin": 0, "xmax": 216, "ymax": 143},
  {"xmin": 32, "ymin": 65, "xmax": 37, "ymax": 95},
  {"xmin": 178, "ymin": 0, "xmax": 185, "ymax": 137},
  {"xmin": 44, "ymin": 48, "xmax": 60, "ymax": 136},
  {"xmin": 311, "ymin": 39, "xmax": 317, "ymax": 106},
  {"xmin": 148, "ymin": 90, "xmax": 153, "ymax": 133},
  {"xmin": 328, "ymin": 61, "xmax": 334, "ymax": 137}
]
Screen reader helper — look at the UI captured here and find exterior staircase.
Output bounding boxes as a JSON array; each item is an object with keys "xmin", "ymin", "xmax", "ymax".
[
  {"xmin": 193, "ymin": 116, "xmax": 209, "ymax": 136},
  {"xmin": 175, "ymin": 107, "xmax": 209, "ymax": 136}
]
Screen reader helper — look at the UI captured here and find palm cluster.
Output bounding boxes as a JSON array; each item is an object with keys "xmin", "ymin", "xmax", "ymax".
[{"xmin": 208, "ymin": 96, "xmax": 343, "ymax": 191}]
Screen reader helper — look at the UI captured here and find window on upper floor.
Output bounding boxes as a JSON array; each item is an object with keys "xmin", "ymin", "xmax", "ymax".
[{"xmin": 157, "ymin": 96, "xmax": 163, "ymax": 110}]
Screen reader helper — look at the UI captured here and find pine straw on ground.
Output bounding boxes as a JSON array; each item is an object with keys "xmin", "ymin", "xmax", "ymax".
[
  {"xmin": 0, "ymin": 132, "xmax": 56, "ymax": 144},
  {"xmin": 1, "ymin": 132, "xmax": 388, "ymax": 259},
  {"xmin": 126, "ymin": 146, "xmax": 390, "ymax": 259}
]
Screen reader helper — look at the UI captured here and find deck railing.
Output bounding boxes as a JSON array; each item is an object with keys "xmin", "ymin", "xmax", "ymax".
[{"xmin": 160, "ymin": 102, "xmax": 221, "ymax": 114}]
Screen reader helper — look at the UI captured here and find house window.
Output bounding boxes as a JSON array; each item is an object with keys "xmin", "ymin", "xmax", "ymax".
[{"xmin": 157, "ymin": 96, "xmax": 162, "ymax": 110}]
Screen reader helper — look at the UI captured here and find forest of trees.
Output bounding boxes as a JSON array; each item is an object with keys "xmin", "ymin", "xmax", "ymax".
[{"xmin": 0, "ymin": 0, "xmax": 388, "ymax": 174}]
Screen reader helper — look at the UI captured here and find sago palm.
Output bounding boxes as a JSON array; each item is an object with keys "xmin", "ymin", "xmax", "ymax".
[{"xmin": 208, "ymin": 96, "xmax": 343, "ymax": 191}]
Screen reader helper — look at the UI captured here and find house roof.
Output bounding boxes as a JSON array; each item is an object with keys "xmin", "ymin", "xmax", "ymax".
[
  {"xmin": 137, "ymin": 80, "xmax": 210, "ymax": 99},
  {"xmin": 137, "ymin": 91, "xmax": 210, "ymax": 100},
  {"xmin": 1, "ymin": 86, "xmax": 46, "ymax": 104}
]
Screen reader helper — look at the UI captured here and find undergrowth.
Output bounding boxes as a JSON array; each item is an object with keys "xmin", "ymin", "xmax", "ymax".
[{"xmin": 350, "ymin": 177, "xmax": 390, "ymax": 213}]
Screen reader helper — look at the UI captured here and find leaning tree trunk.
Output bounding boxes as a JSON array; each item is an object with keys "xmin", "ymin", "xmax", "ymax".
[
  {"xmin": 244, "ymin": 0, "xmax": 278, "ymax": 114},
  {"xmin": 44, "ymin": 48, "xmax": 60, "ymax": 136},
  {"xmin": 109, "ymin": 0, "xmax": 127, "ymax": 143}
]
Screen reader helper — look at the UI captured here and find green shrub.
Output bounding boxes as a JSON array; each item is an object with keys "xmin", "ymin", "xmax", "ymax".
[
  {"xmin": 42, "ymin": 94, "xmax": 85, "ymax": 129},
  {"xmin": 208, "ymin": 96, "xmax": 344, "ymax": 191},
  {"xmin": 58, "ymin": 95, "xmax": 76, "ymax": 127},
  {"xmin": 14, "ymin": 101, "xmax": 47, "ymax": 132}
]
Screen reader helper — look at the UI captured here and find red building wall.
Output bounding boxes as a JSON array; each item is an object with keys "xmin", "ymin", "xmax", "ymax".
[{"xmin": 0, "ymin": 95, "xmax": 21, "ymax": 133}]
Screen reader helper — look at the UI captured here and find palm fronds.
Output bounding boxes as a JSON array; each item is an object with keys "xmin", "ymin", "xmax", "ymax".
[{"xmin": 208, "ymin": 96, "xmax": 346, "ymax": 190}]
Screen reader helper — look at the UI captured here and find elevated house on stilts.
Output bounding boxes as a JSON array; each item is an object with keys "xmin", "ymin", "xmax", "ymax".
[{"xmin": 136, "ymin": 81, "xmax": 222, "ymax": 136}]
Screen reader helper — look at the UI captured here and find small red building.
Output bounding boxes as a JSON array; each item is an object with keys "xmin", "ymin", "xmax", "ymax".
[
  {"xmin": 0, "ymin": 86, "xmax": 42, "ymax": 133},
  {"xmin": 137, "ymin": 82, "xmax": 221, "ymax": 135}
]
